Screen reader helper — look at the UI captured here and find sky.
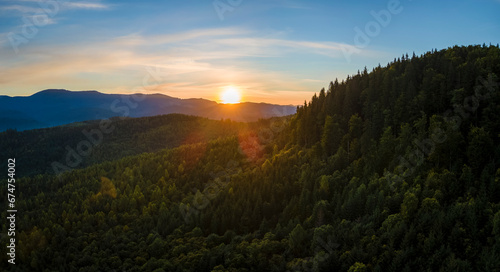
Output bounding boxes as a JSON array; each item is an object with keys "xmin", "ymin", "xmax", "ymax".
[{"xmin": 0, "ymin": 0, "xmax": 499, "ymax": 105}]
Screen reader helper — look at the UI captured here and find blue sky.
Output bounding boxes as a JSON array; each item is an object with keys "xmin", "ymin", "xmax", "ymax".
[{"xmin": 0, "ymin": 0, "xmax": 499, "ymax": 104}]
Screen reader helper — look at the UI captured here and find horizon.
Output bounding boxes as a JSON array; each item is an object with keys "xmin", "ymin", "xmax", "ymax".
[
  {"xmin": 1, "ymin": 0, "xmax": 499, "ymax": 104},
  {"xmin": 3, "ymin": 88, "xmax": 302, "ymax": 106}
]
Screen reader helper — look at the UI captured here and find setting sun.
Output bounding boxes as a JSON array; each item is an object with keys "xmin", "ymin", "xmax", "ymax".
[{"xmin": 220, "ymin": 87, "xmax": 242, "ymax": 104}]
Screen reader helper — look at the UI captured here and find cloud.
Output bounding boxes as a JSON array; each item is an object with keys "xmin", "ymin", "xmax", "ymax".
[
  {"xmin": 110, "ymin": 28, "xmax": 375, "ymax": 61},
  {"xmin": 1, "ymin": 5, "xmax": 43, "ymax": 14},
  {"xmin": 213, "ymin": 37, "xmax": 368, "ymax": 59},
  {"xmin": 63, "ymin": 2, "xmax": 110, "ymax": 10},
  {"xmin": 110, "ymin": 28, "xmax": 251, "ymax": 48},
  {"xmin": 0, "ymin": 0, "xmax": 110, "ymax": 16}
]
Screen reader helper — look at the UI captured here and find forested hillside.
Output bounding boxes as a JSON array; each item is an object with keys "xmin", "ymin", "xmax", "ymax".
[
  {"xmin": 1, "ymin": 45, "xmax": 499, "ymax": 271},
  {"xmin": 0, "ymin": 114, "xmax": 248, "ymax": 177}
]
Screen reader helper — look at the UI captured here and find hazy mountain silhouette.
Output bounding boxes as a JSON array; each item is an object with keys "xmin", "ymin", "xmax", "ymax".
[{"xmin": 0, "ymin": 89, "xmax": 296, "ymax": 131}]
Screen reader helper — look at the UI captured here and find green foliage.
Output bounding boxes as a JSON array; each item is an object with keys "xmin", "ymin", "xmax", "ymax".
[
  {"xmin": 0, "ymin": 114, "xmax": 244, "ymax": 177},
  {"xmin": 321, "ymin": 115, "xmax": 343, "ymax": 156},
  {"xmin": 289, "ymin": 224, "xmax": 308, "ymax": 255}
]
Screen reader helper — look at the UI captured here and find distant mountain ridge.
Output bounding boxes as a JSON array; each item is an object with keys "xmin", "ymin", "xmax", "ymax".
[{"xmin": 0, "ymin": 89, "xmax": 297, "ymax": 131}]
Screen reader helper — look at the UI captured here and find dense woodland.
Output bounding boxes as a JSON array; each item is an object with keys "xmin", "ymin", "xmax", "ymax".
[
  {"xmin": 1, "ymin": 45, "xmax": 500, "ymax": 271},
  {"xmin": 0, "ymin": 114, "xmax": 247, "ymax": 177}
]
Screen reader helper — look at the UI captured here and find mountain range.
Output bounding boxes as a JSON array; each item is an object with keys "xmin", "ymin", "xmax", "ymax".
[{"xmin": 0, "ymin": 89, "xmax": 296, "ymax": 131}]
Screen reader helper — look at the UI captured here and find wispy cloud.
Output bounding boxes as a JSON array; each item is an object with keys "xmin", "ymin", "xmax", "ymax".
[
  {"xmin": 0, "ymin": 0, "xmax": 111, "ymax": 16},
  {"xmin": 111, "ymin": 28, "xmax": 250, "ymax": 47},
  {"xmin": 110, "ymin": 28, "xmax": 377, "ymax": 61},
  {"xmin": 1, "ymin": 5, "xmax": 43, "ymax": 14},
  {"xmin": 63, "ymin": 1, "xmax": 110, "ymax": 10},
  {"xmin": 214, "ymin": 37, "xmax": 369, "ymax": 59}
]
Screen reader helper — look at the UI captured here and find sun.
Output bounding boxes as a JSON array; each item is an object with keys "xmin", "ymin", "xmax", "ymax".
[{"xmin": 220, "ymin": 87, "xmax": 242, "ymax": 104}]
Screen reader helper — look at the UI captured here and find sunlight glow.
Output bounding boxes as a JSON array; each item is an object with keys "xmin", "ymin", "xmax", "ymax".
[{"xmin": 220, "ymin": 86, "xmax": 242, "ymax": 104}]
